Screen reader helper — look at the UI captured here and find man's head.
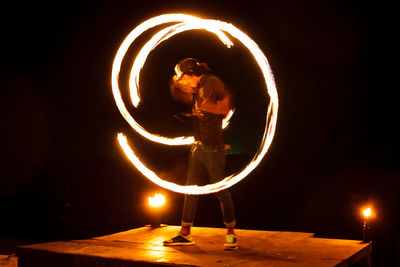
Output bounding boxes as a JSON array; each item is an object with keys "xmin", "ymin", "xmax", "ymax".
[
  {"xmin": 175, "ymin": 58, "xmax": 210, "ymax": 78},
  {"xmin": 172, "ymin": 58, "xmax": 211, "ymax": 92}
]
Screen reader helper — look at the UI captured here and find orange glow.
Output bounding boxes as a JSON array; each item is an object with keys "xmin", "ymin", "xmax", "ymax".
[
  {"xmin": 112, "ymin": 14, "xmax": 279, "ymax": 195},
  {"xmin": 363, "ymin": 208, "xmax": 372, "ymax": 218},
  {"xmin": 148, "ymin": 193, "xmax": 166, "ymax": 208}
]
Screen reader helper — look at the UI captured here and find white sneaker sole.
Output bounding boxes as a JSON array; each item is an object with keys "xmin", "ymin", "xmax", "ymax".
[
  {"xmin": 163, "ymin": 241, "xmax": 195, "ymax": 246},
  {"xmin": 224, "ymin": 244, "xmax": 238, "ymax": 250}
]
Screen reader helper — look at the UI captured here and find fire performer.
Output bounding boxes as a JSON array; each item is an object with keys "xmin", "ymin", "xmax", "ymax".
[{"xmin": 163, "ymin": 58, "xmax": 237, "ymax": 249}]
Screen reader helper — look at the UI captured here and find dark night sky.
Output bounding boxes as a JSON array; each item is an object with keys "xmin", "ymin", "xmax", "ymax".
[{"xmin": 0, "ymin": 0, "xmax": 398, "ymax": 265}]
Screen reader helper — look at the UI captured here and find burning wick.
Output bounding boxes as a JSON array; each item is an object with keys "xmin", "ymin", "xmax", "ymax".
[
  {"xmin": 147, "ymin": 193, "xmax": 166, "ymax": 228},
  {"xmin": 148, "ymin": 193, "xmax": 166, "ymax": 208},
  {"xmin": 362, "ymin": 207, "xmax": 372, "ymax": 243},
  {"xmin": 363, "ymin": 208, "xmax": 371, "ymax": 218}
]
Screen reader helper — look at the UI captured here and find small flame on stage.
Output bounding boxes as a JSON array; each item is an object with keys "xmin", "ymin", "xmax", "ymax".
[
  {"xmin": 148, "ymin": 193, "xmax": 166, "ymax": 208},
  {"xmin": 363, "ymin": 208, "xmax": 372, "ymax": 218}
]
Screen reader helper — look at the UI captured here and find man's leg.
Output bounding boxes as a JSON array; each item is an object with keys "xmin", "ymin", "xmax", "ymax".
[
  {"xmin": 164, "ymin": 145, "xmax": 205, "ymax": 246},
  {"xmin": 216, "ymin": 191, "xmax": 238, "ymax": 249},
  {"xmin": 204, "ymin": 147, "xmax": 238, "ymax": 249},
  {"xmin": 180, "ymin": 193, "xmax": 198, "ymax": 235},
  {"xmin": 215, "ymin": 189, "xmax": 236, "ymax": 232},
  {"xmin": 181, "ymin": 145, "xmax": 206, "ymax": 231}
]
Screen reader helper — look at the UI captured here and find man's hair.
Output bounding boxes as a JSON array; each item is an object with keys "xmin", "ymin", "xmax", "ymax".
[{"xmin": 175, "ymin": 58, "xmax": 210, "ymax": 77}]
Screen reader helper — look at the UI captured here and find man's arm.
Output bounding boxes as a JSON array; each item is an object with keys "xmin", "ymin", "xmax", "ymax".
[
  {"xmin": 199, "ymin": 75, "xmax": 232, "ymax": 115},
  {"xmin": 199, "ymin": 94, "xmax": 232, "ymax": 115}
]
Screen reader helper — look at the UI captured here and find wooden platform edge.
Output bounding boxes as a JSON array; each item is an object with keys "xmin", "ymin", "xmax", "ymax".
[
  {"xmin": 16, "ymin": 245, "xmax": 192, "ymax": 267},
  {"xmin": 336, "ymin": 241, "xmax": 372, "ymax": 267},
  {"xmin": 15, "ymin": 226, "xmax": 373, "ymax": 267}
]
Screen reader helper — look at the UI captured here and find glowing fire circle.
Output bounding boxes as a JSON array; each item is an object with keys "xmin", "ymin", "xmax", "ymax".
[{"xmin": 111, "ymin": 14, "xmax": 278, "ymax": 195}]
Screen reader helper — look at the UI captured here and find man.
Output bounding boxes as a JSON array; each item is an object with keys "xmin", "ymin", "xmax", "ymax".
[{"xmin": 163, "ymin": 58, "xmax": 237, "ymax": 250}]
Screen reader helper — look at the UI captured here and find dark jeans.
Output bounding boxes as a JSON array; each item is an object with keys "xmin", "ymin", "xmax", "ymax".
[{"xmin": 181, "ymin": 143, "xmax": 236, "ymax": 228}]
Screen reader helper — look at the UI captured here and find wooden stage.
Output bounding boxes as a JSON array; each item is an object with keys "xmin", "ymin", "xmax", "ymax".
[{"xmin": 16, "ymin": 225, "xmax": 371, "ymax": 266}]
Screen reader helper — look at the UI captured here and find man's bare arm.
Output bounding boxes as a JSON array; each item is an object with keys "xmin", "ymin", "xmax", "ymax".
[{"xmin": 199, "ymin": 95, "xmax": 232, "ymax": 115}]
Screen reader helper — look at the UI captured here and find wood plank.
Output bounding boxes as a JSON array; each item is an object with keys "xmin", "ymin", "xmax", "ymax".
[{"xmin": 16, "ymin": 226, "xmax": 371, "ymax": 267}]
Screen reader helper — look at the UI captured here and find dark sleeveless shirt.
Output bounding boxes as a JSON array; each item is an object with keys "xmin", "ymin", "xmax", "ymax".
[
  {"xmin": 193, "ymin": 75, "xmax": 228, "ymax": 146},
  {"xmin": 193, "ymin": 112, "xmax": 225, "ymax": 146}
]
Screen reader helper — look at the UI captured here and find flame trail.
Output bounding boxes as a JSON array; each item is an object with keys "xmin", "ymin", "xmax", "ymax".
[{"xmin": 112, "ymin": 14, "xmax": 278, "ymax": 194}]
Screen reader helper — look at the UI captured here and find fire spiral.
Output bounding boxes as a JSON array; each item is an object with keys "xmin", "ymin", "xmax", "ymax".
[{"xmin": 111, "ymin": 14, "xmax": 278, "ymax": 194}]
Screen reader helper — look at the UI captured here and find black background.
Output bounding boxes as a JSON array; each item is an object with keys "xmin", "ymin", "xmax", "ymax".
[{"xmin": 0, "ymin": 0, "xmax": 398, "ymax": 265}]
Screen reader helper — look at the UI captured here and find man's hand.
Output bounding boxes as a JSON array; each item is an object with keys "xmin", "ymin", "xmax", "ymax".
[
  {"xmin": 172, "ymin": 75, "xmax": 195, "ymax": 93},
  {"xmin": 170, "ymin": 76, "xmax": 193, "ymax": 104}
]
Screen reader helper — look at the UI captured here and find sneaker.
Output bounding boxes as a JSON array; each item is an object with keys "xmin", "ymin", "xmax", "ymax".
[
  {"xmin": 163, "ymin": 233, "xmax": 195, "ymax": 246},
  {"xmin": 224, "ymin": 234, "xmax": 238, "ymax": 250}
]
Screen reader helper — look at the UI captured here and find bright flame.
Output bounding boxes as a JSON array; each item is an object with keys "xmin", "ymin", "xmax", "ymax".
[
  {"xmin": 112, "ymin": 14, "xmax": 279, "ymax": 195},
  {"xmin": 363, "ymin": 208, "xmax": 372, "ymax": 218},
  {"xmin": 222, "ymin": 108, "xmax": 235, "ymax": 129},
  {"xmin": 148, "ymin": 193, "xmax": 166, "ymax": 207},
  {"xmin": 111, "ymin": 14, "xmax": 233, "ymax": 146}
]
